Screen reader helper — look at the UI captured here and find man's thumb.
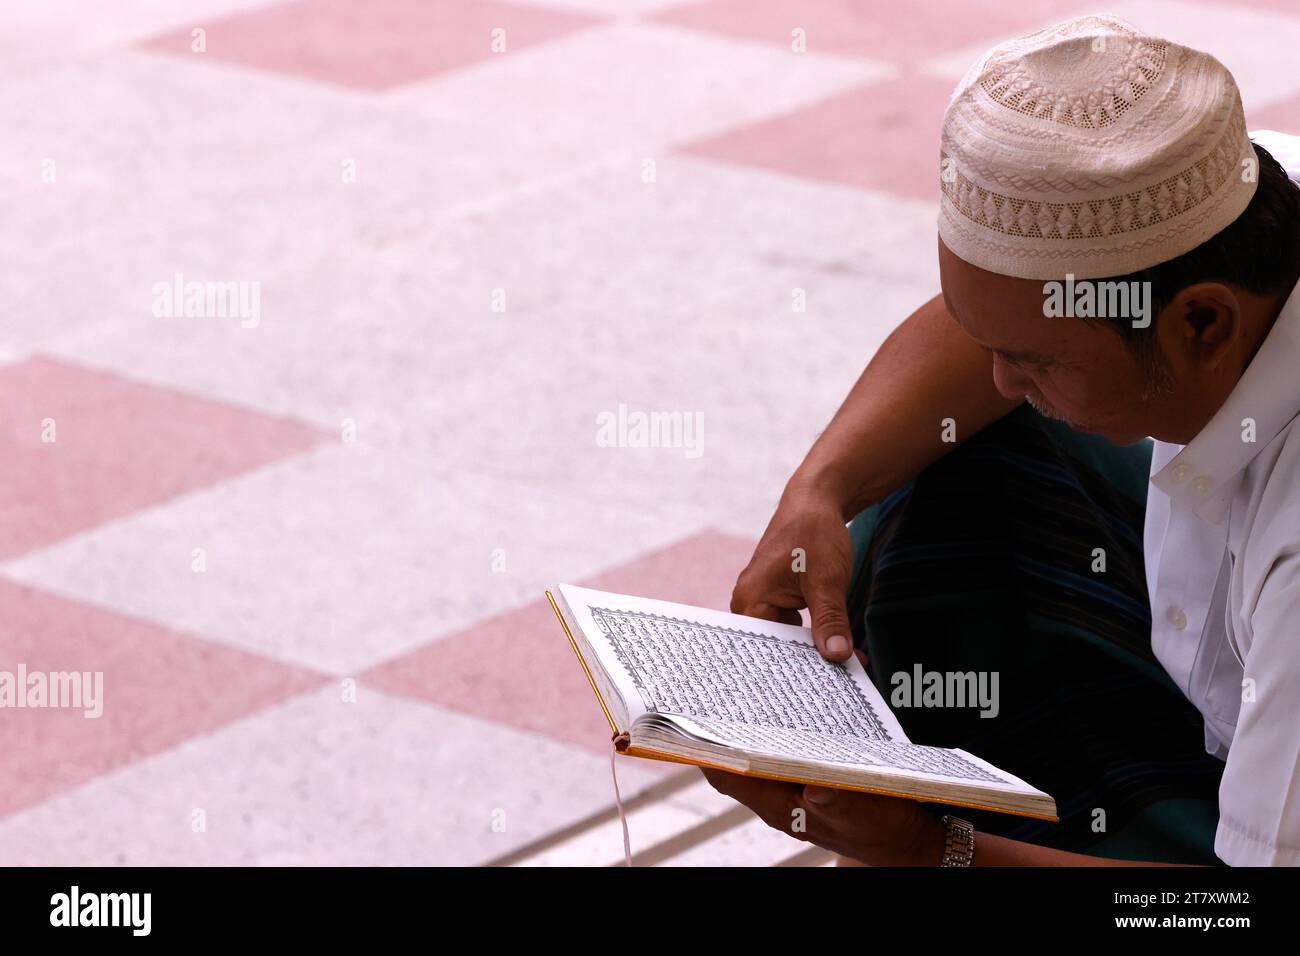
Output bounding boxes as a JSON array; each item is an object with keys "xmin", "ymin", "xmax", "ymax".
[{"xmin": 806, "ymin": 581, "xmax": 854, "ymax": 662}]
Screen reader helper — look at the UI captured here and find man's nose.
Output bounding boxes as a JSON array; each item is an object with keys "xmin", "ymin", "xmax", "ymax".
[{"xmin": 990, "ymin": 355, "xmax": 1032, "ymax": 399}]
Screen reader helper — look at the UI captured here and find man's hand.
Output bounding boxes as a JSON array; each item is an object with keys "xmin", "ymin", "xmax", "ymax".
[
  {"xmin": 731, "ymin": 488, "xmax": 857, "ymax": 661},
  {"xmin": 700, "ymin": 768, "xmax": 945, "ymax": 866}
]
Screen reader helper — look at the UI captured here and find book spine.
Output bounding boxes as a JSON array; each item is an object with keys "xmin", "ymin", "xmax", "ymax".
[{"xmin": 547, "ymin": 590, "xmax": 622, "ymax": 739}]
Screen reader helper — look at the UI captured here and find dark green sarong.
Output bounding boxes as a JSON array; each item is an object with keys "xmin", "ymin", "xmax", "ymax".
[{"xmin": 846, "ymin": 404, "xmax": 1225, "ymax": 865}]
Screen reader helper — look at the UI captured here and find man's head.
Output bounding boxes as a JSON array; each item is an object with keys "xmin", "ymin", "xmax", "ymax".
[
  {"xmin": 936, "ymin": 16, "xmax": 1300, "ymax": 444},
  {"xmin": 940, "ymin": 142, "xmax": 1300, "ymax": 444}
]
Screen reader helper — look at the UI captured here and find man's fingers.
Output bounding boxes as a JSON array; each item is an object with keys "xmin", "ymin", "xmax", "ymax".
[
  {"xmin": 731, "ymin": 531, "xmax": 854, "ymax": 657},
  {"xmin": 731, "ymin": 569, "xmax": 803, "ymax": 624},
  {"xmin": 739, "ymin": 601, "xmax": 802, "ymax": 627},
  {"xmin": 700, "ymin": 769, "xmax": 805, "ymax": 832}
]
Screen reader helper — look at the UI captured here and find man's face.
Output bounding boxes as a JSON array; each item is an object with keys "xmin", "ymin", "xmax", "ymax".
[{"xmin": 938, "ymin": 236, "xmax": 1172, "ymax": 445}]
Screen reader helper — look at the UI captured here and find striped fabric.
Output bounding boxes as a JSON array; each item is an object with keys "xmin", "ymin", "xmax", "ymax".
[{"xmin": 846, "ymin": 404, "xmax": 1226, "ymax": 864}]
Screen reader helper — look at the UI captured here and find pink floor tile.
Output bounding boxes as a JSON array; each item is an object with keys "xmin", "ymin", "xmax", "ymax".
[
  {"xmin": 680, "ymin": 71, "xmax": 956, "ymax": 198},
  {"xmin": 0, "ymin": 356, "xmax": 327, "ymax": 562},
  {"xmin": 0, "ymin": 579, "xmax": 328, "ymax": 819},
  {"xmin": 652, "ymin": 0, "xmax": 1081, "ymax": 62},
  {"xmin": 361, "ymin": 529, "xmax": 758, "ymax": 755},
  {"xmin": 141, "ymin": 0, "xmax": 606, "ymax": 92}
]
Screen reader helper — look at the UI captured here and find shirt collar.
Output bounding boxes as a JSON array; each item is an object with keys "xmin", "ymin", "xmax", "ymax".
[{"xmin": 1151, "ymin": 273, "xmax": 1300, "ymax": 524}]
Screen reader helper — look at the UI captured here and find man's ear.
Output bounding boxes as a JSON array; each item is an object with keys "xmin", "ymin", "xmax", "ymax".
[{"xmin": 1160, "ymin": 282, "xmax": 1242, "ymax": 371}]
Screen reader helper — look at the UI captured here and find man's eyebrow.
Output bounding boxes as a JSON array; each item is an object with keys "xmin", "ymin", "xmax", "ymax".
[
  {"xmin": 988, "ymin": 346, "xmax": 1054, "ymax": 364},
  {"xmin": 946, "ymin": 304, "xmax": 1055, "ymax": 364}
]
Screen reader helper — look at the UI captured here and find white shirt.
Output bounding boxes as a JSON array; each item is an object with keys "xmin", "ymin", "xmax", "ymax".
[{"xmin": 1144, "ymin": 128, "xmax": 1300, "ymax": 866}]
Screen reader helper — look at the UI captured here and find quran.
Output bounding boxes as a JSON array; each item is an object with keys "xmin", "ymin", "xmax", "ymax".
[{"xmin": 548, "ymin": 584, "xmax": 1057, "ymax": 821}]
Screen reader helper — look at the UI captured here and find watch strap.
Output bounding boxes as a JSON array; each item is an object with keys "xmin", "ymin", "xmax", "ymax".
[{"xmin": 940, "ymin": 814, "xmax": 975, "ymax": 867}]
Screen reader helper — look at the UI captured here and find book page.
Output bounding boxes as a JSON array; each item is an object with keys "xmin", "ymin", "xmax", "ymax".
[
  {"xmin": 669, "ymin": 716, "xmax": 1026, "ymax": 788},
  {"xmin": 558, "ymin": 583, "xmax": 905, "ymax": 742}
]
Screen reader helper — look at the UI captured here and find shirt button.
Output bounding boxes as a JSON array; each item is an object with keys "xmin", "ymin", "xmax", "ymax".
[
  {"xmin": 1170, "ymin": 463, "xmax": 1191, "ymax": 483},
  {"xmin": 1167, "ymin": 607, "xmax": 1188, "ymax": 630},
  {"xmin": 1191, "ymin": 476, "xmax": 1213, "ymax": 495}
]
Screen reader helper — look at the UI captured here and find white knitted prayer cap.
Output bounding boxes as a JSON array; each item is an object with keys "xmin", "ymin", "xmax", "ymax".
[{"xmin": 938, "ymin": 15, "xmax": 1258, "ymax": 280}]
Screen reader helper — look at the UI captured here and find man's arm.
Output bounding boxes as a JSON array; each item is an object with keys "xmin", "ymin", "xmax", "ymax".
[
  {"xmin": 701, "ymin": 771, "xmax": 1199, "ymax": 866},
  {"xmin": 732, "ymin": 293, "xmax": 1022, "ymax": 659},
  {"xmin": 788, "ymin": 292, "xmax": 1021, "ymax": 519},
  {"xmin": 969, "ymin": 831, "xmax": 1193, "ymax": 866},
  {"xmin": 1211, "ymin": 554, "xmax": 1300, "ymax": 866}
]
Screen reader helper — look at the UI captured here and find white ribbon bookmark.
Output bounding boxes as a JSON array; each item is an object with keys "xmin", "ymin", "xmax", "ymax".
[{"xmin": 610, "ymin": 741, "xmax": 633, "ymax": 867}]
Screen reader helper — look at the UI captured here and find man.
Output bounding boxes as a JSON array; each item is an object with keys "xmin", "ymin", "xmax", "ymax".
[{"xmin": 703, "ymin": 15, "xmax": 1300, "ymax": 866}]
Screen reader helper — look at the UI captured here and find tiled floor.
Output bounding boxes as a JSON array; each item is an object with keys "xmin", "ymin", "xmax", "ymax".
[{"xmin": 1, "ymin": 1, "xmax": 1295, "ymax": 865}]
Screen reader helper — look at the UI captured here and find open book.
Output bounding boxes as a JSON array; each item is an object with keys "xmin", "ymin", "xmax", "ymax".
[{"xmin": 549, "ymin": 584, "xmax": 1057, "ymax": 822}]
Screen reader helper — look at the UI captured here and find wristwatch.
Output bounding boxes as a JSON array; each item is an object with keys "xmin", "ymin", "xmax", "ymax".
[{"xmin": 939, "ymin": 814, "xmax": 975, "ymax": 867}]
